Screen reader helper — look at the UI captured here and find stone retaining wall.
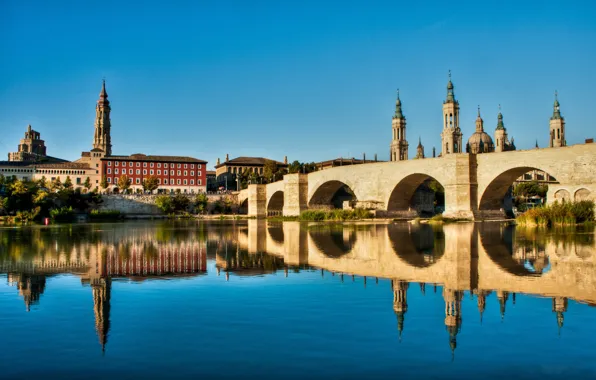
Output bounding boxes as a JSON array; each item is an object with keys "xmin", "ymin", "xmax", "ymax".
[{"xmin": 97, "ymin": 193, "xmax": 240, "ymax": 215}]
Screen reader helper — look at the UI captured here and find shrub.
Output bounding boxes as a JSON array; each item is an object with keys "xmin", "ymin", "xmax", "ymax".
[
  {"xmin": 516, "ymin": 200, "xmax": 594, "ymax": 227},
  {"xmin": 155, "ymin": 195, "xmax": 174, "ymax": 214},
  {"xmin": 299, "ymin": 208, "xmax": 372, "ymax": 221},
  {"xmin": 50, "ymin": 206, "xmax": 75, "ymax": 222},
  {"xmin": 89, "ymin": 209, "xmax": 122, "ymax": 221}
]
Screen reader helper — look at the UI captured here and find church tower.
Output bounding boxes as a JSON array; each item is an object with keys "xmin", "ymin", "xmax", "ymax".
[
  {"xmin": 494, "ymin": 105, "xmax": 514, "ymax": 152},
  {"xmin": 415, "ymin": 137, "xmax": 425, "ymax": 159},
  {"xmin": 393, "ymin": 280, "xmax": 409, "ymax": 342},
  {"xmin": 92, "ymin": 80, "xmax": 112, "ymax": 156},
  {"xmin": 441, "ymin": 71, "xmax": 462, "ymax": 156},
  {"xmin": 390, "ymin": 90, "xmax": 408, "ymax": 161},
  {"xmin": 549, "ymin": 91, "xmax": 565, "ymax": 148},
  {"xmin": 443, "ymin": 288, "xmax": 463, "ymax": 358}
]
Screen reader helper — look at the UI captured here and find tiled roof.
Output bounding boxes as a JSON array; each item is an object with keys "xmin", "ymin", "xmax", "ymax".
[
  {"xmin": 102, "ymin": 154, "xmax": 207, "ymax": 164},
  {"xmin": 214, "ymin": 156, "xmax": 287, "ymax": 168},
  {"xmin": 315, "ymin": 157, "xmax": 385, "ymax": 166},
  {"xmin": 0, "ymin": 161, "xmax": 91, "ymax": 170}
]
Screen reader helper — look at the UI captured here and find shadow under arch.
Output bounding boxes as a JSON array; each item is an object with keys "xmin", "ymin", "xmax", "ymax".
[
  {"xmin": 267, "ymin": 223, "xmax": 284, "ymax": 245},
  {"xmin": 309, "ymin": 180, "xmax": 357, "ymax": 209},
  {"xmin": 386, "ymin": 173, "xmax": 443, "ymax": 216},
  {"xmin": 238, "ymin": 199, "xmax": 248, "ymax": 215},
  {"xmin": 387, "ymin": 223, "xmax": 445, "ymax": 267},
  {"xmin": 479, "ymin": 166, "xmax": 558, "ymax": 211},
  {"xmin": 267, "ymin": 191, "xmax": 284, "ymax": 214},
  {"xmin": 309, "ymin": 225, "xmax": 357, "ymax": 258},
  {"xmin": 478, "ymin": 223, "xmax": 548, "ymax": 276}
]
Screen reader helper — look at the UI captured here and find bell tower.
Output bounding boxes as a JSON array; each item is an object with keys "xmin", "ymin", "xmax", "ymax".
[
  {"xmin": 92, "ymin": 80, "xmax": 112, "ymax": 156},
  {"xmin": 390, "ymin": 90, "xmax": 408, "ymax": 161},
  {"xmin": 441, "ymin": 71, "xmax": 462, "ymax": 156},
  {"xmin": 549, "ymin": 91, "xmax": 565, "ymax": 148}
]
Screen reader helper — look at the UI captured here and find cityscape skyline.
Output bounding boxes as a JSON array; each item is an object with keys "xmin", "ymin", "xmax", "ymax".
[{"xmin": 2, "ymin": 1, "xmax": 595, "ymax": 168}]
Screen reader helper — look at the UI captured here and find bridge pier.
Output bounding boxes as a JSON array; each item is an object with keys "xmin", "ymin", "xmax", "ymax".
[
  {"xmin": 283, "ymin": 173, "xmax": 309, "ymax": 217},
  {"xmin": 442, "ymin": 155, "xmax": 477, "ymax": 220},
  {"xmin": 283, "ymin": 222, "xmax": 308, "ymax": 266},
  {"xmin": 247, "ymin": 184, "xmax": 267, "ymax": 217}
]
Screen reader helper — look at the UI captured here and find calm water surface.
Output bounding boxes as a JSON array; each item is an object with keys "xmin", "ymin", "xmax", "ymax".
[{"xmin": 1, "ymin": 221, "xmax": 595, "ymax": 380}]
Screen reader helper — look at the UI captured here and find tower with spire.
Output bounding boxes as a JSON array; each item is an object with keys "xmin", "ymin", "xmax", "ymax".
[
  {"xmin": 467, "ymin": 106, "xmax": 495, "ymax": 154},
  {"xmin": 440, "ymin": 71, "xmax": 462, "ymax": 156},
  {"xmin": 92, "ymin": 80, "xmax": 112, "ymax": 156},
  {"xmin": 390, "ymin": 90, "xmax": 409, "ymax": 161},
  {"xmin": 415, "ymin": 137, "xmax": 425, "ymax": 159},
  {"xmin": 443, "ymin": 288, "xmax": 463, "ymax": 359},
  {"xmin": 494, "ymin": 105, "xmax": 516, "ymax": 152},
  {"xmin": 549, "ymin": 91, "xmax": 566, "ymax": 148},
  {"xmin": 392, "ymin": 280, "xmax": 409, "ymax": 342}
]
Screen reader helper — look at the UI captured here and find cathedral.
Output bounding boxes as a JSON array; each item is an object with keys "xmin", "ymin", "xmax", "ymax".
[{"xmin": 388, "ymin": 73, "xmax": 566, "ymax": 159}]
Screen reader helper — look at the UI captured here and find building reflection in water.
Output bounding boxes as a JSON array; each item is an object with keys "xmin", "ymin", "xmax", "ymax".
[{"xmin": 1, "ymin": 221, "xmax": 595, "ymax": 356}]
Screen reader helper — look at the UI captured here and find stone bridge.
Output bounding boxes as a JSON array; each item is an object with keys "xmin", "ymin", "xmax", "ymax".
[{"xmin": 238, "ymin": 143, "xmax": 596, "ymax": 219}]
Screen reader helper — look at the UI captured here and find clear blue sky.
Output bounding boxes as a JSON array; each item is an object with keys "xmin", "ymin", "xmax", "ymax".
[{"xmin": 1, "ymin": 0, "xmax": 595, "ymax": 168}]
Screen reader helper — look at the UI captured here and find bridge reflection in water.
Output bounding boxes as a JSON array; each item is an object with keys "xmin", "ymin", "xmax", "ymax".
[{"xmin": 1, "ymin": 221, "xmax": 595, "ymax": 356}]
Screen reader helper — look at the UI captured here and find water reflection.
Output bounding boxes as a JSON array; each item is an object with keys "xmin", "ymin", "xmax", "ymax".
[{"xmin": 1, "ymin": 220, "xmax": 595, "ymax": 358}]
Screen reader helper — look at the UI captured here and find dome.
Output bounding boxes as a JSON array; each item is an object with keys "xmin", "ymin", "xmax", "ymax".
[{"xmin": 467, "ymin": 131, "xmax": 494, "ymax": 153}]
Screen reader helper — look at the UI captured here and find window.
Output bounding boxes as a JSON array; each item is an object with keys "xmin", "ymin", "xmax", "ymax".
[
  {"xmin": 177, "ymin": 179, "xmax": 181, "ymax": 185},
  {"xmin": 115, "ymin": 169, "xmax": 119, "ymax": 174},
  {"xmin": 107, "ymin": 168, "xmax": 111, "ymax": 174},
  {"xmin": 136, "ymin": 178, "xmax": 140, "ymax": 184},
  {"xmin": 164, "ymin": 179, "xmax": 168, "ymax": 185},
  {"xmin": 158, "ymin": 163, "xmax": 161, "ymax": 168},
  {"xmin": 136, "ymin": 169, "xmax": 140, "ymax": 175},
  {"xmin": 157, "ymin": 170, "xmax": 161, "ymax": 175},
  {"xmin": 164, "ymin": 170, "xmax": 168, "ymax": 175},
  {"xmin": 76, "ymin": 178, "xmax": 81, "ymax": 185},
  {"xmin": 198, "ymin": 171, "xmax": 202, "ymax": 176},
  {"xmin": 108, "ymin": 162, "xmax": 112, "ymax": 166},
  {"xmin": 130, "ymin": 169, "xmax": 134, "ymax": 175},
  {"xmin": 184, "ymin": 171, "xmax": 187, "ymax": 176},
  {"xmin": 108, "ymin": 177, "xmax": 112, "ymax": 183},
  {"xmin": 143, "ymin": 162, "xmax": 147, "ymax": 167},
  {"xmin": 177, "ymin": 170, "xmax": 181, "ymax": 176},
  {"xmin": 150, "ymin": 163, "xmax": 154, "ymax": 168},
  {"xmin": 136, "ymin": 162, "xmax": 140, "ymax": 167},
  {"xmin": 198, "ymin": 164, "xmax": 202, "ymax": 169},
  {"xmin": 164, "ymin": 163, "xmax": 168, "ymax": 168},
  {"xmin": 184, "ymin": 179, "xmax": 187, "ymax": 185},
  {"xmin": 177, "ymin": 164, "xmax": 181, "ymax": 168},
  {"xmin": 190, "ymin": 179, "xmax": 194, "ymax": 185},
  {"xmin": 191, "ymin": 164, "xmax": 195, "ymax": 169},
  {"xmin": 184, "ymin": 164, "xmax": 187, "ymax": 169},
  {"xmin": 122, "ymin": 162, "xmax": 125, "ymax": 167},
  {"xmin": 190, "ymin": 171, "xmax": 194, "ymax": 176},
  {"xmin": 150, "ymin": 170, "xmax": 154, "ymax": 175},
  {"xmin": 143, "ymin": 169, "xmax": 147, "ymax": 175},
  {"xmin": 198, "ymin": 179, "xmax": 202, "ymax": 185},
  {"xmin": 158, "ymin": 178, "xmax": 161, "ymax": 184}
]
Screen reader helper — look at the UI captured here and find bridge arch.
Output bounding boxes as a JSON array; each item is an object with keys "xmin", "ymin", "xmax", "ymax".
[
  {"xmin": 309, "ymin": 225, "xmax": 357, "ymax": 258},
  {"xmin": 267, "ymin": 191, "xmax": 284, "ymax": 215},
  {"xmin": 386, "ymin": 173, "xmax": 443, "ymax": 216},
  {"xmin": 308, "ymin": 180, "xmax": 357, "ymax": 209},
  {"xmin": 478, "ymin": 166, "xmax": 558, "ymax": 211}
]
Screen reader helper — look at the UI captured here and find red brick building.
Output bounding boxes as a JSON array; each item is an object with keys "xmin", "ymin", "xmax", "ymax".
[{"xmin": 101, "ymin": 154, "xmax": 207, "ymax": 194}]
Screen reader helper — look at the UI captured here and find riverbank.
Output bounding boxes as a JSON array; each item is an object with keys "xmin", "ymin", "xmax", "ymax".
[{"xmin": 516, "ymin": 200, "xmax": 595, "ymax": 227}]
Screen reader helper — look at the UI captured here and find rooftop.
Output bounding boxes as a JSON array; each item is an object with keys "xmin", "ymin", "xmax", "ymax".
[
  {"xmin": 102, "ymin": 154, "xmax": 207, "ymax": 164},
  {"xmin": 214, "ymin": 156, "xmax": 287, "ymax": 168}
]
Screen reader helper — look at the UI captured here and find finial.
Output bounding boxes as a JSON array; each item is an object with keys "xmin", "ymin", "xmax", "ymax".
[
  {"xmin": 555, "ymin": 90, "xmax": 558, "ymax": 100},
  {"xmin": 498, "ymin": 104, "xmax": 501, "ymax": 112},
  {"xmin": 448, "ymin": 69, "xmax": 451, "ymax": 80},
  {"xmin": 397, "ymin": 88, "xmax": 400, "ymax": 99},
  {"xmin": 477, "ymin": 105, "xmax": 481, "ymax": 117}
]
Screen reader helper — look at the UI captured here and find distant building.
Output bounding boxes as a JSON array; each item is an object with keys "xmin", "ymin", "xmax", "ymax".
[
  {"xmin": 101, "ymin": 154, "xmax": 207, "ymax": 193},
  {"xmin": 214, "ymin": 155, "xmax": 288, "ymax": 177},
  {"xmin": 0, "ymin": 160, "xmax": 98, "ymax": 190},
  {"xmin": 8, "ymin": 124, "xmax": 68, "ymax": 163},
  {"xmin": 206, "ymin": 171, "xmax": 217, "ymax": 192},
  {"xmin": 315, "ymin": 156, "xmax": 382, "ymax": 171}
]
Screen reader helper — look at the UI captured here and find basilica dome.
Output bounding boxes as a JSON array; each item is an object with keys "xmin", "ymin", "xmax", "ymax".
[{"xmin": 467, "ymin": 108, "xmax": 495, "ymax": 154}]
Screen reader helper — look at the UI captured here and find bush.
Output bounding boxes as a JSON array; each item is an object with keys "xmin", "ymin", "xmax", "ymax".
[
  {"xmin": 155, "ymin": 195, "xmax": 174, "ymax": 214},
  {"xmin": 299, "ymin": 208, "xmax": 372, "ymax": 221},
  {"xmin": 89, "ymin": 209, "xmax": 122, "ymax": 221},
  {"xmin": 517, "ymin": 200, "xmax": 594, "ymax": 227},
  {"xmin": 50, "ymin": 206, "xmax": 75, "ymax": 222}
]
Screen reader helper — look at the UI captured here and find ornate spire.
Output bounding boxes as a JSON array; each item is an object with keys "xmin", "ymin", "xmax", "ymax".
[
  {"xmin": 535, "ymin": 139, "xmax": 539, "ymax": 149},
  {"xmin": 446, "ymin": 70, "xmax": 455, "ymax": 102},
  {"xmin": 99, "ymin": 78, "xmax": 109, "ymax": 105},
  {"xmin": 475, "ymin": 105, "xmax": 484, "ymax": 133},
  {"xmin": 417, "ymin": 136, "xmax": 423, "ymax": 148},
  {"xmin": 496, "ymin": 104, "xmax": 505, "ymax": 130},
  {"xmin": 394, "ymin": 89, "xmax": 404, "ymax": 119},
  {"xmin": 551, "ymin": 90, "xmax": 562, "ymax": 120}
]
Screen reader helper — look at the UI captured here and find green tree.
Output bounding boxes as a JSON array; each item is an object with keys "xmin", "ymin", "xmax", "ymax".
[
  {"xmin": 155, "ymin": 195, "xmax": 174, "ymax": 213},
  {"xmin": 118, "ymin": 175, "xmax": 132, "ymax": 193},
  {"xmin": 63, "ymin": 176, "xmax": 73, "ymax": 190},
  {"xmin": 100, "ymin": 176, "xmax": 108, "ymax": 192},
  {"xmin": 143, "ymin": 175, "xmax": 159, "ymax": 193},
  {"xmin": 288, "ymin": 160, "xmax": 302, "ymax": 174},
  {"xmin": 194, "ymin": 193, "xmax": 208, "ymax": 214},
  {"xmin": 38, "ymin": 176, "xmax": 48, "ymax": 189},
  {"xmin": 50, "ymin": 177, "xmax": 62, "ymax": 192},
  {"xmin": 172, "ymin": 193, "xmax": 190, "ymax": 212},
  {"xmin": 263, "ymin": 160, "xmax": 278, "ymax": 182},
  {"xmin": 83, "ymin": 177, "xmax": 92, "ymax": 192}
]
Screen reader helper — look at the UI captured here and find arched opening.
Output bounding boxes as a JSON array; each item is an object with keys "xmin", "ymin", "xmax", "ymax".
[
  {"xmin": 479, "ymin": 167, "xmax": 558, "ymax": 217},
  {"xmin": 238, "ymin": 199, "xmax": 248, "ymax": 215},
  {"xmin": 267, "ymin": 191, "xmax": 284, "ymax": 216},
  {"xmin": 387, "ymin": 223, "xmax": 445, "ymax": 267},
  {"xmin": 309, "ymin": 225, "xmax": 357, "ymax": 258},
  {"xmin": 267, "ymin": 223, "xmax": 284, "ymax": 244},
  {"xmin": 387, "ymin": 174, "xmax": 444, "ymax": 217},
  {"xmin": 309, "ymin": 181, "xmax": 357, "ymax": 210},
  {"xmin": 574, "ymin": 188, "xmax": 591, "ymax": 201}
]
